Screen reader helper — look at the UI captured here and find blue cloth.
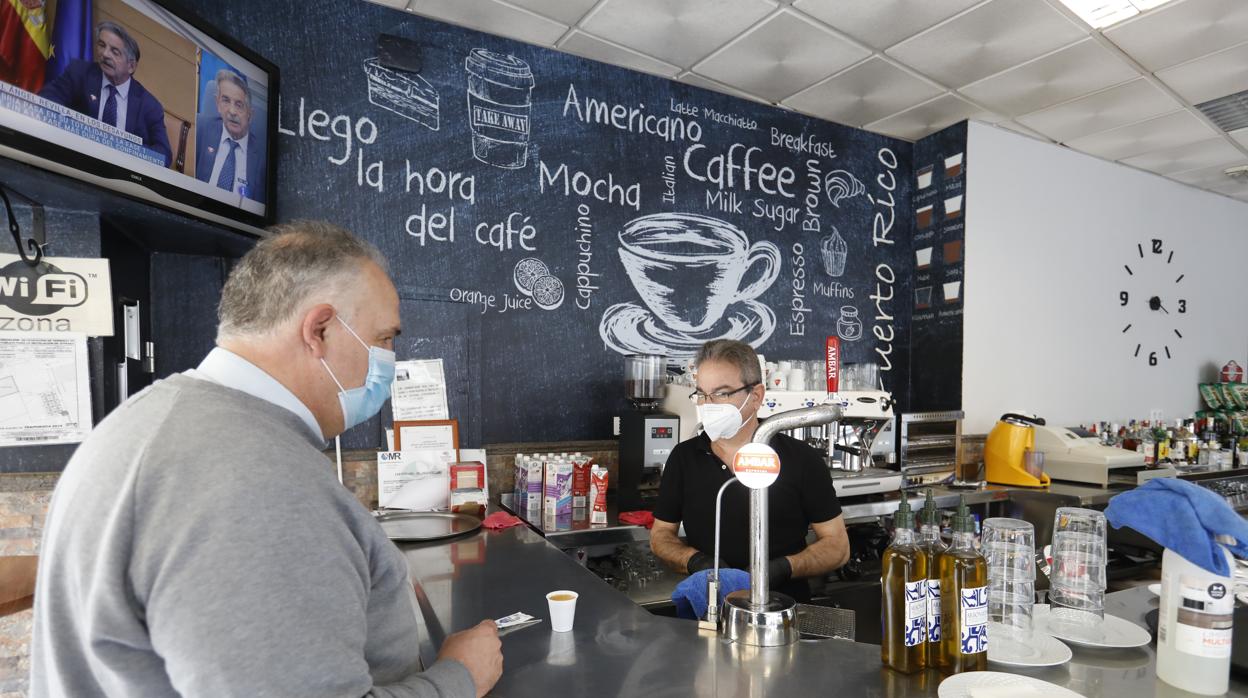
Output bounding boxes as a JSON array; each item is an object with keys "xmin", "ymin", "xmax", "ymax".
[
  {"xmin": 672, "ymin": 569, "xmax": 750, "ymax": 620},
  {"xmin": 39, "ymin": 61, "xmax": 173, "ymax": 166},
  {"xmin": 1105, "ymin": 477, "xmax": 1248, "ymax": 576}
]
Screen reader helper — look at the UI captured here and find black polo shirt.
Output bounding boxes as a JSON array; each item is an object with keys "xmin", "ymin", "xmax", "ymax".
[{"xmin": 654, "ymin": 431, "xmax": 842, "ymax": 597}]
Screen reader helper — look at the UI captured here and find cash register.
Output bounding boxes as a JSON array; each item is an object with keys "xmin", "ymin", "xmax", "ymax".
[{"xmin": 1033, "ymin": 424, "xmax": 1166, "ymax": 487}]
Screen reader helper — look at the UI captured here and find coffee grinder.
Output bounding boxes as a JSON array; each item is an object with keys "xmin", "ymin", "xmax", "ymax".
[{"xmin": 618, "ymin": 354, "xmax": 680, "ymax": 511}]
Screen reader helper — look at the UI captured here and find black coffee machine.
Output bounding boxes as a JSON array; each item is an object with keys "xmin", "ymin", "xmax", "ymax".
[{"xmin": 618, "ymin": 355, "xmax": 680, "ymax": 511}]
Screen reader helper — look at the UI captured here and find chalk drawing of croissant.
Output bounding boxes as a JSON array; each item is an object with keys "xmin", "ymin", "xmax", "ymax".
[{"xmin": 825, "ymin": 170, "xmax": 865, "ymax": 208}]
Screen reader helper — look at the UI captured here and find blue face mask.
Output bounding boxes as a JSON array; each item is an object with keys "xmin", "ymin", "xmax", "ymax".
[{"xmin": 320, "ymin": 315, "xmax": 396, "ymax": 432}]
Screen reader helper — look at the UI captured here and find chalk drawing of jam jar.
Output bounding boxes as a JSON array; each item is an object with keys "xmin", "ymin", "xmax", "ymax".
[
  {"xmin": 465, "ymin": 49, "xmax": 535, "ymax": 169},
  {"xmin": 837, "ymin": 305, "xmax": 863, "ymax": 341}
]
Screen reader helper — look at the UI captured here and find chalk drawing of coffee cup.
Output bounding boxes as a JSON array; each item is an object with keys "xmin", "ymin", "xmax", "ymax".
[
  {"xmin": 944, "ymin": 195, "xmax": 963, "ymax": 220},
  {"xmin": 916, "ymin": 165, "xmax": 933, "ymax": 189},
  {"xmin": 943, "ymin": 281, "xmax": 962, "ymax": 303},
  {"xmin": 915, "ymin": 286, "xmax": 932, "ymax": 309},
  {"xmin": 617, "ymin": 213, "xmax": 780, "ymax": 335},
  {"xmin": 916, "ymin": 204, "xmax": 934, "ymax": 229},
  {"xmin": 465, "ymin": 49, "xmax": 534, "ymax": 169},
  {"xmin": 915, "ymin": 247, "xmax": 933, "ymax": 270},
  {"xmin": 945, "ymin": 153, "xmax": 964, "ymax": 178}
]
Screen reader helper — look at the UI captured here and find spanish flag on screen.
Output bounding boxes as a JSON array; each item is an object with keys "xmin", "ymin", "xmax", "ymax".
[{"xmin": 0, "ymin": 0, "xmax": 51, "ymax": 93}]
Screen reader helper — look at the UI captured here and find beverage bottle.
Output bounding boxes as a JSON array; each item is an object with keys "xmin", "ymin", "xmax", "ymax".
[
  {"xmin": 918, "ymin": 491, "xmax": 947, "ymax": 655},
  {"xmin": 882, "ymin": 496, "xmax": 928, "ymax": 673},
  {"xmin": 1142, "ymin": 426, "xmax": 1157, "ymax": 466},
  {"xmin": 938, "ymin": 497, "xmax": 988, "ymax": 673},
  {"xmin": 1157, "ymin": 537, "xmax": 1235, "ymax": 695}
]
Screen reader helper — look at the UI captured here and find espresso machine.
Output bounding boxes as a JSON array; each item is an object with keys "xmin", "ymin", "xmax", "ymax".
[
  {"xmin": 826, "ymin": 362, "xmax": 902, "ymax": 496},
  {"xmin": 618, "ymin": 355, "xmax": 680, "ymax": 511}
]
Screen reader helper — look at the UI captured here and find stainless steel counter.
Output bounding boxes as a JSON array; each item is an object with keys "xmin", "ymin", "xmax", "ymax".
[{"xmin": 399, "ymin": 523, "xmax": 1248, "ymax": 697}]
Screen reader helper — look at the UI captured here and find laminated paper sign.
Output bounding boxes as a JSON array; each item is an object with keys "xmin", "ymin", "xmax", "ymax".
[
  {"xmin": 0, "ymin": 254, "xmax": 114, "ymax": 337},
  {"xmin": 0, "ymin": 332, "xmax": 92, "ymax": 447},
  {"xmin": 377, "ymin": 450, "xmax": 452, "ymax": 510},
  {"xmin": 391, "ymin": 359, "xmax": 449, "ymax": 420}
]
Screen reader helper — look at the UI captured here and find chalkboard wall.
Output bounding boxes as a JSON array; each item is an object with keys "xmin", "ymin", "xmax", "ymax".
[{"xmin": 187, "ymin": 0, "xmax": 921, "ymax": 447}]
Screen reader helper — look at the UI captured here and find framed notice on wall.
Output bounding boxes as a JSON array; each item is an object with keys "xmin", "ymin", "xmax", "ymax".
[{"xmin": 394, "ymin": 419, "xmax": 459, "ymax": 459}]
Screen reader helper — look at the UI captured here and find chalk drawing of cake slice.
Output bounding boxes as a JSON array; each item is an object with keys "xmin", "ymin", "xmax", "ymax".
[{"xmin": 363, "ymin": 57, "xmax": 440, "ymax": 131}]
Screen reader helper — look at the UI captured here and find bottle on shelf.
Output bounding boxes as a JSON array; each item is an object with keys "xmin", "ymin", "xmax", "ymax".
[
  {"xmin": 937, "ymin": 496, "xmax": 988, "ymax": 674},
  {"xmin": 918, "ymin": 491, "xmax": 947, "ymax": 657},
  {"xmin": 882, "ymin": 496, "xmax": 928, "ymax": 673}
]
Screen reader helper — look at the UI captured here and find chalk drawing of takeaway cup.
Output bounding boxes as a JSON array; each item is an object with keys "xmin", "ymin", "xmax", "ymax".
[
  {"xmin": 465, "ymin": 49, "xmax": 535, "ymax": 169},
  {"xmin": 618, "ymin": 213, "xmax": 781, "ymax": 335}
]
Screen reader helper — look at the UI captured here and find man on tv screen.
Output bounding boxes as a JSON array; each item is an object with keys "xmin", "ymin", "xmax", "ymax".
[
  {"xmin": 195, "ymin": 69, "xmax": 266, "ymax": 204},
  {"xmin": 38, "ymin": 20, "xmax": 172, "ymax": 166}
]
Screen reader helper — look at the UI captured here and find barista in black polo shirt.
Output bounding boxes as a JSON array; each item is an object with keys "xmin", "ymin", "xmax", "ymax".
[{"xmin": 651, "ymin": 339, "xmax": 850, "ymax": 601}]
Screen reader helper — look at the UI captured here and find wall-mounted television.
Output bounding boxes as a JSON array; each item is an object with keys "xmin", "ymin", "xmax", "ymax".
[{"xmin": 0, "ymin": 0, "xmax": 277, "ymax": 233}]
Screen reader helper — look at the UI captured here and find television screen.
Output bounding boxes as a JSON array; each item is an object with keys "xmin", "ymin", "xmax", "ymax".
[{"xmin": 0, "ymin": 0, "xmax": 276, "ymax": 231}]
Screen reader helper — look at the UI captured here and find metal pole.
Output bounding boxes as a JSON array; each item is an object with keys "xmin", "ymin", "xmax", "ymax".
[{"xmin": 749, "ymin": 487, "xmax": 768, "ymax": 608}]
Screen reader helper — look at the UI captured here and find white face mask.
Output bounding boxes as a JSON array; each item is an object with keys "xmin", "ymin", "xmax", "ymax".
[{"xmin": 697, "ymin": 394, "xmax": 753, "ymax": 442}]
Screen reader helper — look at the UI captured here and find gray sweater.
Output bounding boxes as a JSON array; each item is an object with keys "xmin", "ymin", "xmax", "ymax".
[{"xmin": 30, "ymin": 374, "xmax": 475, "ymax": 698}]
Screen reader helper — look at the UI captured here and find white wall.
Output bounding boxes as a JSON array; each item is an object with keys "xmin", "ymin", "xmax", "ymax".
[{"xmin": 962, "ymin": 121, "xmax": 1248, "ymax": 434}]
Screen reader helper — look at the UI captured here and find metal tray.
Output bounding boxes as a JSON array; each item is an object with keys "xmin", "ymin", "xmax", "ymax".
[{"xmin": 377, "ymin": 511, "xmax": 482, "ymax": 542}]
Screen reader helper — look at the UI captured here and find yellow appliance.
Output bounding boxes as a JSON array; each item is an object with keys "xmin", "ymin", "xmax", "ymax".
[{"xmin": 985, "ymin": 413, "xmax": 1051, "ymax": 487}]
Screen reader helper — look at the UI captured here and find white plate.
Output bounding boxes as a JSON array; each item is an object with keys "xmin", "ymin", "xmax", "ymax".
[
  {"xmin": 986, "ymin": 623, "xmax": 1072, "ymax": 668},
  {"xmin": 938, "ymin": 671, "xmax": 1084, "ymax": 698},
  {"xmin": 1032, "ymin": 604, "xmax": 1151, "ymax": 649},
  {"xmin": 1147, "ymin": 583, "xmax": 1161, "ymax": 596}
]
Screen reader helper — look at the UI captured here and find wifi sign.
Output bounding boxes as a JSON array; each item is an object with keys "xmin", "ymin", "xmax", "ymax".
[{"xmin": 0, "ymin": 262, "xmax": 89, "ymax": 316}]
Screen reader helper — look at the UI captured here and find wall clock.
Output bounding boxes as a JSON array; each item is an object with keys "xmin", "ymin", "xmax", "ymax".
[{"xmin": 1119, "ymin": 238, "xmax": 1187, "ymax": 366}]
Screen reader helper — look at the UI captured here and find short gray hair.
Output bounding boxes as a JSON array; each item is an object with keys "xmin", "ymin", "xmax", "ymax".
[
  {"xmin": 695, "ymin": 340, "xmax": 762, "ymax": 386},
  {"xmin": 217, "ymin": 220, "xmax": 388, "ymax": 340},
  {"xmin": 97, "ymin": 21, "xmax": 139, "ymax": 63},
  {"xmin": 215, "ymin": 69, "xmax": 250, "ymax": 104}
]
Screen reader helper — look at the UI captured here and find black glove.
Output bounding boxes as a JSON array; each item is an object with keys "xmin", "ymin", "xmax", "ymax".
[
  {"xmin": 686, "ymin": 551, "xmax": 725, "ymax": 574},
  {"xmin": 768, "ymin": 556, "xmax": 793, "ymax": 586}
]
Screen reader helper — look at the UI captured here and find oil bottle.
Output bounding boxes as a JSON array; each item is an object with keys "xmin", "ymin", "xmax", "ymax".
[
  {"xmin": 881, "ymin": 496, "xmax": 928, "ymax": 673},
  {"xmin": 918, "ymin": 490, "xmax": 947, "ymax": 656},
  {"xmin": 937, "ymin": 496, "xmax": 988, "ymax": 673}
]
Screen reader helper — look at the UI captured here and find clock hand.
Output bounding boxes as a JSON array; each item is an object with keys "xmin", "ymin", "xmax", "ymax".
[{"xmin": 1158, "ymin": 302, "xmax": 1169, "ymax": 315}]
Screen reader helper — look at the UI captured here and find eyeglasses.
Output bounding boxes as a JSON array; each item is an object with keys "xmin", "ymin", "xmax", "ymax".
[{"xmin": 688, "ymin": 383, "xmax": 758, "ymax": 405}]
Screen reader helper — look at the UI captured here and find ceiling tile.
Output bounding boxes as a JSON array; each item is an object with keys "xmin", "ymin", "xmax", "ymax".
[
  {"xmin": 1064, "ymin": 110, "xmax": 1216, "ymax": 162},
  {"xmin": 863, "ymin": 93, "xmax": 998, "ymax": 141},
  {"xmin": 791, "ymin": 0, "xmax": 982, "ymax": 50},
  {"xmin": 406, "ymin": 0, "xmax": 569, "ymax": 45},
  {"xmin": 994, "ymin": 120, "xmax": 1054, "ymax": 142},
  {"xmin": 1119, "ymin": 136, "xmax": 1246, "ymax": 175},
  {"xmin": 580, "ymin": 0, "xmax": 776, "ymax": 69},
  {"xmin": 1015, "ymin": 78, "xmax": 1180, "ymax": 143},
  {"xmin": 678, "ymin": 72, "xmax": 764, "ymax": 103},
  {"xmin": 959, "ymin": 39, "xmax": 1137, "ymax": 117},
  {"xmin": 885, "ymin": 0, "xmax": 1087, "ymax": 88},
  {"xmin": 782, "ymin": 57, "xmax": 944, "ymax": 127},
  {"xmin": 558, "ymin": 31, "xmax": 682, "ymax": 78},
  {"xmin": 506, "ymin": 0, "xmax": 600, "ymax": 24},
  {"xmin": 1104, "ymin": 0, "xmax": 1248, "ymax": 71},
  {"xmin": 1169, "ymin": 163, "xmax": 1248, "ymax": 196},
  {"xmin": 1155, "ymin": 41, "xmax": 1248, "ymax": 106},
  {"xmin": 693, "ymin": 10, "xmax": 870, "ymax": 103}
]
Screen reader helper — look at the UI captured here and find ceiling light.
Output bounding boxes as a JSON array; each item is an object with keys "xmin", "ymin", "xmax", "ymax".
[{"xmin": 1057, "ymin": 0, "xmax": 1178, "ymax": 28}]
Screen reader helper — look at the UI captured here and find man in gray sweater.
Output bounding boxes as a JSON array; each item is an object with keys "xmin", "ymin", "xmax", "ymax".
[{"xmin": 30, "ymin": 221, "xmax": 502, "ymax": 697}]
